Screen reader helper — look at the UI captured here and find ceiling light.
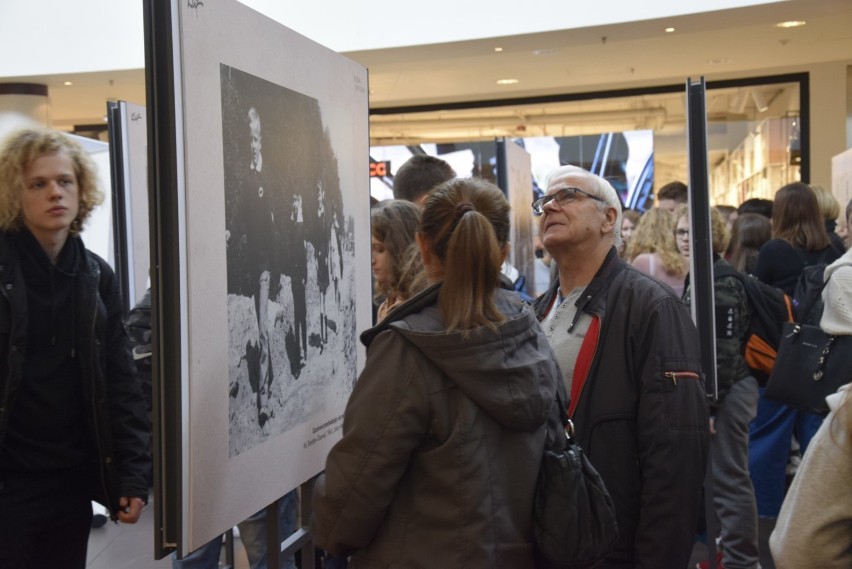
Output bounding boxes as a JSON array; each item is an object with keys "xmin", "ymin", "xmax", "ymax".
[
  {"xmin": 533, "ymin": 48, "xmax": 559, "ymax": 56},
  {"xmin": 706, "ymin": 58, "xmax": 731, "ymax": 65},
  {"xmin": 775, "ymin": 20, "xmax": 806, "ymax": 28},
  {"xmin": 494, "ymin": 47, "xmax": 503, "ymax": 52},
  {"xmin": 496, "ymin": 79, "xmax": 519, "ymax": 85},
  {"xmin": 665, "ymin": 27, "xmax": 675, "ymax": 33},
  {"xmin": 64, "ymin": 81, "xmax": 73, "ymax": 86}
]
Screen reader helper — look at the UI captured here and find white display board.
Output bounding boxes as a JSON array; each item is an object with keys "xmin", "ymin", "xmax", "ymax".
[
  {"xmin": 832, "ymin": 147, "xmax": 852, "ymax": 218},
  {"xmin": 117, "ymin": 101, "xmax": 151, "ymax": 307},
  {"xmin": 161, "ymin": 0, "xmax": 370, "ymax": 553},
  {"xmin": 72, "ymin": 134, "xmax": 114, "ymax": 268}
]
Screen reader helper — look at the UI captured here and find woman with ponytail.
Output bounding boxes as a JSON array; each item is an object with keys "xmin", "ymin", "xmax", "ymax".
[{"xmin": 312, "ymin": 178, "xmax": 563, "ymax": 568}]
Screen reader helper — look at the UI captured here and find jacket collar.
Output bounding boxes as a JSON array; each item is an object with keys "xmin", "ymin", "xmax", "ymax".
[
  {"xmin": 361, "ymin": 283, "xmax": 441, "ymax": 348},
  {"xmin": 362, "ymin": 271, "xmax": 521, "ymax": 348},
  {"xmin": 534, "ymin": 246, "xmax": 622, "ymax": 322}
]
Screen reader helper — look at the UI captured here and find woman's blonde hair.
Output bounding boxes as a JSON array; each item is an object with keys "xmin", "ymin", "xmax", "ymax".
[
  {"xmin": 810, "ymin": 184, "xmax": 840, "ymax": 221},
  {"xmin": 709, "ymin": 206, "xmax": 731, "ymax": 255},
  {"xmin": 0, "ymin": 128, "xmax": 103, "ymax": 234},
  {"xmin": 625, "ymin": 207, "xmax": 685, "ymax": 274},
  {"xmin": 419, "ymin": 178, "xmax": 510, "ymax": 332}
]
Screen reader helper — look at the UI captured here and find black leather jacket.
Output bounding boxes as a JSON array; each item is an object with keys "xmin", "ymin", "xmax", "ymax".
[
  {"xmin": 0, "ymin": 232, "xmax": 151, "ymax": 517},
  {"xmin": 533, "ymin": 248, "xmax": 709, "ymax": 569}
]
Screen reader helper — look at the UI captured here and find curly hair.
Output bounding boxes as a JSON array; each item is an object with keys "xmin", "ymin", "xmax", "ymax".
[
  {"xmin": 0, "ymin": 128, "xmax": 103, "ymax": 235},
  {"xmin": 709, "ymin": 206, "xmax": 731, "ymax": 255},
  {"xmin": 625, "ymin": 207, "xmax": 684, "ymax": 274}
]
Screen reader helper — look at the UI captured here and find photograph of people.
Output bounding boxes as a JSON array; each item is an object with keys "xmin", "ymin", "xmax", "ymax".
[{"xmin": 220, "ymin": 63, "xmax": 359, "ymax": 454}]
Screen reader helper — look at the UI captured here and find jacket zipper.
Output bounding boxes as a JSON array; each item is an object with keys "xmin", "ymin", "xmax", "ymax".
[
  {"xmin": 663, "ymin": 371, "xmax": 700, "ymax": 386},
  {"xmin": 89, "ymin": 269, "xmax": 114, "ymax": 515},
  {"xmin": 0, "ymin": 283, "xmax": 11, "ymax": 431}
]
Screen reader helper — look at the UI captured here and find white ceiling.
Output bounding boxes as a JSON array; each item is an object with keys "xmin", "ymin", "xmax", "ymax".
[{"xmin": 3, "ymin": 0, "xmax": 850, "ymax": 147}]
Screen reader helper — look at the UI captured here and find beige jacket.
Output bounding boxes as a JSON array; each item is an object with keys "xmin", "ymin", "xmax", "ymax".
[
  {"xmin": 770, "ymin": 383, "xmax": 852, "ymax": 568},
  {"xmin": 820, "ymin": 248, "xmax": 852, "ymax": 335}
]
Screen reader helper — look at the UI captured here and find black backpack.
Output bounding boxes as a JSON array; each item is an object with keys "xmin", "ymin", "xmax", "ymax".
[
  {"xmin": 793, "ymin": 263, "xmax": 828, "ymax": 326},
  {"xmin": 125, "ymin": 288, "xmax": 153, "ymax": 417},
  {"xmin": 713, "ymin": 264, "xmax": 795, "ymax": 385}
]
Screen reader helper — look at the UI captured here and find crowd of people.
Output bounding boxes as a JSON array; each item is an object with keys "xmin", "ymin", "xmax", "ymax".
[
  {"xmin": 1, "ymin": 125, "xmax": 850, "ymax": 569},
  {"xmin": 615, "ymin": 180, "xmax": 851, "ymax": 569}
]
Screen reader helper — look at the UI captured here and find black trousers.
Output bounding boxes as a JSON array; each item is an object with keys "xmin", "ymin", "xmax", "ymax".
[{"xmin": 0, "ymin": 471, "xmax": 94, "ymax": 569}]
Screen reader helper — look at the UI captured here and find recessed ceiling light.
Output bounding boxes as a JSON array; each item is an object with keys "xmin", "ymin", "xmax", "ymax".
[
  {"xmin": 706, "ymin": 58, "xmax": 731, "ymax": 65},
  {"xmin": 665, "ymin": 27, "xmax": 675, "ymax": 33},
  {"xmin": 64, "ymin": 81, "xmax": 73, "ymax": 86},
  {"xmin": 533, "ymin": 48, "xmax": 559, "ymax": 56},
  {"xmin": 494, "ymin": 47, "xmax": 503, "ymax": 52},
  {"xmin": 496, "ymin": 79, "xmax": 519, "ymax": 85},
  {"xmin": 776, "ymin": 20, "xmax": 806, "ymax": 28}
]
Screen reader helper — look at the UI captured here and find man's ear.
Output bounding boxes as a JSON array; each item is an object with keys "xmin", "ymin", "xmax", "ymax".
[{"xmin": 602, "ymin": 207, "xmax": 618, "ymax": 235}]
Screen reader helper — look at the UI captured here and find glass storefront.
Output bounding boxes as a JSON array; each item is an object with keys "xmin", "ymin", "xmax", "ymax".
[{"xmin": 369, "ymin": 74, "xmax": 804, "ymax": 210}]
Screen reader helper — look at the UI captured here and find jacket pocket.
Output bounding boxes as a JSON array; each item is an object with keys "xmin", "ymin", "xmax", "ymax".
[{"xmin": 660, "ymin": 361, "xmax": 707, "ymax": 430}]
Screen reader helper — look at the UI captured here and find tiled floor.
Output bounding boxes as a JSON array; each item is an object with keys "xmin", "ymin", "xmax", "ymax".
[
  {"xmin": 690, "ymin": 516, "xmax": 777, "ymax": 569},
  {"xmin": 90, "ymin": 499, "xmax": 777, "ymax": 569},
  {"xmin": 86, "ymin": 503, "xmax": 250, "ymax": 569}
]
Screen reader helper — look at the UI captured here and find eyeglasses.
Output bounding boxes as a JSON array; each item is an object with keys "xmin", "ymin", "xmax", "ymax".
[
  {"xmin": 532, "ymin": 186, "xmax": 603, "ymax": 215},
  {"xmin": 674, "ymin": 228, "xmax": 690, "ymax": 239}
]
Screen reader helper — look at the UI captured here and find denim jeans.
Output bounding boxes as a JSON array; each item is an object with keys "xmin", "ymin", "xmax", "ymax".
[
  {"xmin": 173, "ymin": 490, "xmax": 298, "ymax": 569},
  {"xmin": 748, "ymin": 388, "xmax": 823, "ymax": 517}
]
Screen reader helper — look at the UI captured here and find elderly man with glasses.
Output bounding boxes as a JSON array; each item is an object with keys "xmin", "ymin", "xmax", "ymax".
[{"xmin": 532, "ymin": 165, "xmax": 709, "ymax": 569}]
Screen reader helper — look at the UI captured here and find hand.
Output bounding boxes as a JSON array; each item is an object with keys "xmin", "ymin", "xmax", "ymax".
[
  {"xmin": 709, "ymin": 416, "xmax": 716, "ymax": 435},
  {"xmin": 117, "ymin": 496, "xmax": 145, "ymax": 524}
]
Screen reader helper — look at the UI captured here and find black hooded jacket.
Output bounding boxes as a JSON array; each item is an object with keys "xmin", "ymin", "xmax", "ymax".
[{"xmin": 0, "ymin": 230, "xmax": 150, "ymax": 516}]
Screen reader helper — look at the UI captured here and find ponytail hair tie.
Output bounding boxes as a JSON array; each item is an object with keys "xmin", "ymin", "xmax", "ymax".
[{"xmin": 454, "ymin": 201, "xmax": 475, "ymax": 218}]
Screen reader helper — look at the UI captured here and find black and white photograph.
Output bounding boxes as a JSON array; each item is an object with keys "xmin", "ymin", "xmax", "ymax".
[
  {"xmin": 146, "ymin": 0, "xmax": 371, "ymax": 552},
  {"xmin": 220, "ymin": 64, "xmax": 358, "ymax": 455}
]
